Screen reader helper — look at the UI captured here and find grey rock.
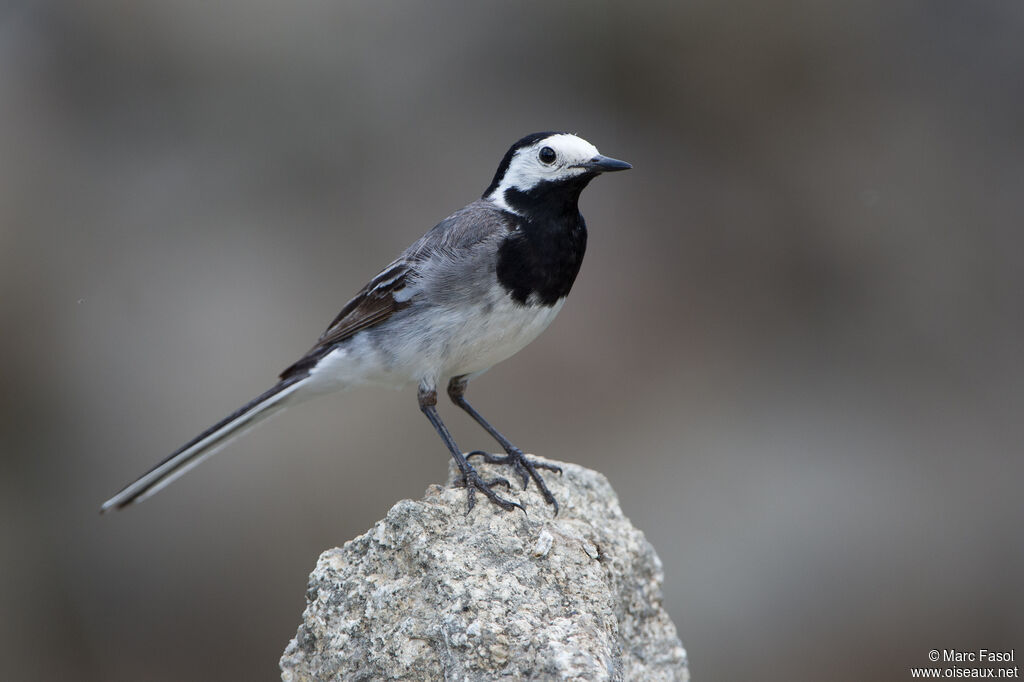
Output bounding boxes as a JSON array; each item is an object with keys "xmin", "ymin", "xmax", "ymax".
[{"xmin": 280, "ymin": 457, "xmax": 688, "ymax": 681}]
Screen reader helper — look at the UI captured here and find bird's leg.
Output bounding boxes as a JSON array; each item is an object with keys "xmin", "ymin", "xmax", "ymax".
[
  {"xmin": 417, "ymin": 386, "xmax": 521, "ymax": 514},
  {"xmin": 447, "ymin": 376, "xmax": 562, "ymax": 514}
]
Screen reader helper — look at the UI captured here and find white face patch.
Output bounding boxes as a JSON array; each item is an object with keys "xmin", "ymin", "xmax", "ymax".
[{"xmin": 487, "ymin": 133, "xmax": 600, "ymax": 212}]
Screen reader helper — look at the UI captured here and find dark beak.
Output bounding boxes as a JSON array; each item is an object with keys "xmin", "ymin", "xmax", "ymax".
[{"xmin": 572, "ymin": 154, "xmax": 632, "ymax": 173}]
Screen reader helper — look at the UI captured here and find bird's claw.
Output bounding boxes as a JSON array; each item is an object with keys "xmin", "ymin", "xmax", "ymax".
[
  {"xmin": 459, "ymin": 469, "xmax": 523, "ymax": 514},
  {"xmin": 467, "ymin": 449, "xmax": 560, "ymax": 515}
]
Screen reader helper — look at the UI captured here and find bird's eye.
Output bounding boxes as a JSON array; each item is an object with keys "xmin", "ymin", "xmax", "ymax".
[{"xmin": 539, "ymin": 146, "xmax": 556, "ymax": 164}]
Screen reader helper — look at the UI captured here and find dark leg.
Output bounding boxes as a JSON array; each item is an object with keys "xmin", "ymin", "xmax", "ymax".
[
  {"xmin": 447, "ymin": 376, "xmax": 562, "ymax": 514},
  {"xmin": 418, "ymin": 386, "xmax": 521, "ymax": 513}
]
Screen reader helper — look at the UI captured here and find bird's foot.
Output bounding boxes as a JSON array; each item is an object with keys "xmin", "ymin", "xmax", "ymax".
[
  {"xmin": 467, "ymin": 448, "xmax": 561, "ymax": 514},
  {"xmin": 457, "ymin": 468, "xmax": 523, "ymax": 514}
]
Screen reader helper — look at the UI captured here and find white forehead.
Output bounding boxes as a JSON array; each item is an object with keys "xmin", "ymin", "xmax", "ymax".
[
  {"xmin": 527, "ymin": 133, "xmax": 599, "ymax": 162},
  {"xmin": 488, "ymin": 134, "xmax": 600, "ymax": 210}
]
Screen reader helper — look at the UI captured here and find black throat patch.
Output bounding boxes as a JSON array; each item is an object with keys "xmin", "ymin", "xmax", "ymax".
[{"xmin": 495, "ymin": 177, "xmax": 591, "ymax": 306}]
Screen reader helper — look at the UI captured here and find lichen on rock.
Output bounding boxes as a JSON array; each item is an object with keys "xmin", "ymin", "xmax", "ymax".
[{"xmin": 280, "ymin": 457, "xmax": 688, "ymax": 681}]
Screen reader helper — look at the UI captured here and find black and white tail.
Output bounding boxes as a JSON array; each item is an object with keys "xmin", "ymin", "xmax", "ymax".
[{"xmin": 100, "ymin": 378, "xmax": 307, "ymax": 512}]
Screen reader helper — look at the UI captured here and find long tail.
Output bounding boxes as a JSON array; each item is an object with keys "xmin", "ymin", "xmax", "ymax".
[{"xmin": 101, "ymin": 377, "xmax": 307, "ymax": 512}]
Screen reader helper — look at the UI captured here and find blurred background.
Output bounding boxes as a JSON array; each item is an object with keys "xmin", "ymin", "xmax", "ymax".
[{"xmin": 2, "ymin": 1, "xmax": 1021, "ymax": 680}]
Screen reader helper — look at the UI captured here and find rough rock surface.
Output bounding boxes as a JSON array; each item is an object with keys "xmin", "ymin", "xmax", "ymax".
[{"xmin": 280, "ymin": 457, "xmax": 688, "ymax": 681}]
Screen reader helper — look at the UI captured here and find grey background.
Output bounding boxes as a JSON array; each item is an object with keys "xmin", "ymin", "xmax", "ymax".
[{"xmin": 2, "ymin": 1, "xmax": 1021, "ymax": 680}]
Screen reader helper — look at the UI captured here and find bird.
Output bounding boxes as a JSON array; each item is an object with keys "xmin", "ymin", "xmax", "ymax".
[{"xmin": 101, "ymin": 132, "xmax": 631, "ymax": 515}]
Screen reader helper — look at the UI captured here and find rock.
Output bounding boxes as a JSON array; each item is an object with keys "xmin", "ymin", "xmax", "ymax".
[{"xmin": 280, "ymin": 457, "xmax": 689, "ymax": 681}]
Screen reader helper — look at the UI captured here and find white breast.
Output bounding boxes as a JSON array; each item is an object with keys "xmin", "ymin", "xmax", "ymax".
[{"xmin": 439, "ymin": 295, "xmax": 566, "ymax": 379}]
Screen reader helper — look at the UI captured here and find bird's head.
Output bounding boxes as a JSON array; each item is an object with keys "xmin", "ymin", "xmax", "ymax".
[{"xmin": 483, "ymin": 132, "xmax": 631, "ymax": 216}]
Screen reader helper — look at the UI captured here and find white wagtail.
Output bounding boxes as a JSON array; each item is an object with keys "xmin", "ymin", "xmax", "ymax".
[{"xmin": 101, "ymin": 132, "xmax": 630, "ymax": 514}]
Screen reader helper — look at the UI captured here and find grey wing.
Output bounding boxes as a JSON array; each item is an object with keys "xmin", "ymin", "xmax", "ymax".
[
  {"xmin": 280, "ymin": 201, "xmax": 512, "ymax": 379},
  {"xmin": 405, "ymin": 200, "xmax": 514, "ymax": 307}
]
